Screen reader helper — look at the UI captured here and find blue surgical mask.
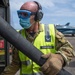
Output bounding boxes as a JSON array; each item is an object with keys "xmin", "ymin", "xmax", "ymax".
[{"xmin": 19, "ymin": 18, "xmax": 31, "ymax": 29}]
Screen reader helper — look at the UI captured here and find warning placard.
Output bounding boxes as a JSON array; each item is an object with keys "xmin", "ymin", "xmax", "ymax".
[{"xmin": 0, "ymin": 40, "xmax": 4, "ymax": 48}]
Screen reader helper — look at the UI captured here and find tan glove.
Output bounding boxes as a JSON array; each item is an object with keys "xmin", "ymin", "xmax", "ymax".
[{"xmin": 40, "ymin": 53, "xmax": 64, "ymax": 75}]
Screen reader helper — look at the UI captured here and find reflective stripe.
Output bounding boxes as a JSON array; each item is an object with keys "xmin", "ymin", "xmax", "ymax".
[
  {"xmin": 22, "ymin": 72, "xmax": 44, "ymax": 75},
  {"xmin": 19, "ymin": 24, "xmax": 56, "ymax": 74},
  {"xmin": 22, "ymin": 60, "xmax": 30, "ymax": 66},
  {"xmin": 45, "ymin": 25, "xmax": 51, "ymax": 42},
  {"xmin": 40, "ymin": 45, "xmax": 54, "ymax": 49}
]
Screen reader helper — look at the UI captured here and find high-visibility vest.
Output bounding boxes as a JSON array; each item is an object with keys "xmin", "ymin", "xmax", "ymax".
[{"xmin": 19, "ymin": 24, "xmax": 56, "ymax": 75}]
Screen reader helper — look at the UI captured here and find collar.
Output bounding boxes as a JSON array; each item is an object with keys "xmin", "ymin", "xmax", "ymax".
[{"xmin": 25, "ymin": 23, "xmax": 43, "ymax": 42}]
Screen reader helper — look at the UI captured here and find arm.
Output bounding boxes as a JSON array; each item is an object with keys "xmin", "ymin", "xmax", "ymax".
[
  {"xmin": 40, "ymin": 29, "xmax": 75, "ymax": 75},
  {"xmin": 1, "ymin": 47, "xmax": 20, "ymax": 75},
  {"xmin": 55, "ymin": 29, "xmax": 75, "ymax": 65}
]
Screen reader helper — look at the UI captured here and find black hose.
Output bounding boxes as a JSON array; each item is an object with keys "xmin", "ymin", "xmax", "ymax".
[{"xmin": 0, "ymin": 16, "xmax": 71, "ymax": 75}]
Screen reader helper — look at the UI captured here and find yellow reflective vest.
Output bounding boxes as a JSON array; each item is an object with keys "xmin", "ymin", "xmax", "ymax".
[{"xmin": 19, "ymin": 24, "xmax": 56, "ymax": 75}]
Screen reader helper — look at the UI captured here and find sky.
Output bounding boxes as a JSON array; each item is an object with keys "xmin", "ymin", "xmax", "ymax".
[{"xmin": 9, "ymin": 0, "xmax": 75, "ymax": 30}]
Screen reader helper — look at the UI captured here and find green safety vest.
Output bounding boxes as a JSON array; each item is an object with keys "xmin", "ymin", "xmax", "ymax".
[{"xmin": 19, "ymin": 24, "xmax": 56, "ymax": 75}]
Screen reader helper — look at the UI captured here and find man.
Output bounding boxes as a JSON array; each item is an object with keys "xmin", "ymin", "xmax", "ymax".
[{"xmin": 1, "ymin": 1, "xmax": 74, "ymax": 75}]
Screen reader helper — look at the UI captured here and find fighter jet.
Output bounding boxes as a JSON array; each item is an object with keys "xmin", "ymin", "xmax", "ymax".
[{"xmin": 55, "ymin": 22, "xmax": 75, "ymax": 36}]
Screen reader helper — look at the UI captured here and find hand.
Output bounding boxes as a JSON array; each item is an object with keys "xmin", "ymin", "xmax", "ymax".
[{"xmin": 40, "ymin": 53, "xmax": 64, "ymax": 75}]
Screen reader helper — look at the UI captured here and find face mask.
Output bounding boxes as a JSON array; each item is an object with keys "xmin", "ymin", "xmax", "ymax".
[{"xmin": 19, "ymin": 18, "xmax": 31, "ymax": 29}]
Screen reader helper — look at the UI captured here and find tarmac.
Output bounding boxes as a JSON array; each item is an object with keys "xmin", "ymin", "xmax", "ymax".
[{"xmin": 12, "ymin": 34, "xmax": 75, "ymax": 75}]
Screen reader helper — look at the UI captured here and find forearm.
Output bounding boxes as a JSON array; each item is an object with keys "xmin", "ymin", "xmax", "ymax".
[
  {"xmin": 1, "ymin": 47, "xmax": 20, "ymax": 75},
  {"xmin": 55, "ymin": 29, "xmax": 75, "ymax": 65},
  {"xmin": 56, "ymin": 42, "xmax": 74, "ymax": 65},
  {"xmin": 1, "ymin": 62, "xmax": 20, "ymax": 75}
]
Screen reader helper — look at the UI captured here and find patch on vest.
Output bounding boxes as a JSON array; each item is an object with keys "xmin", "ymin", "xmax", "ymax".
[
  {"xmin": 40, "ymin": 46, "xmax": 54, "ymax": 49},
  {"xmin": 45, "ymin": 35, "xmax": 51, "ymax": 42}
]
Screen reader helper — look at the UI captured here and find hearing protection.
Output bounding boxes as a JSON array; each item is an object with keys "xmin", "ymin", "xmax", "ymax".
[{"xmin": 34, "ymin": 1, "xmax": 43, "ymax": 21}]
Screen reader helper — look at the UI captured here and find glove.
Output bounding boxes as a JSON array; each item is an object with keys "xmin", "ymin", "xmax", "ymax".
[{"xmin": 40, "ymin": 53, "xmax": 64, "ymax": 75}]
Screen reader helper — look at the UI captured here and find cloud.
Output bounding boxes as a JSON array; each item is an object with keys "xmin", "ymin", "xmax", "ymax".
[
  {"xmin": 72, "ymin": 3, "xmax": 75, "ymax": 8},
  {"xmin": 34, "ymin": 0, "xmax": 55, "ymax": 8},
  {"xmin": 10, "ymin": 0, "xmax": 75, "ymax": 17},
  {"xmin": 9, "ymin": 0, "xmax": 75, "ymax": 29},
  {"xmin": 9, "ymin": 0, "xmax": 55, "ymax": 10},
  {"xmin": 9, "ymin": 0, "xmax": 70, "ymax": 11},
  {"xmin": 10, "ymin": 0, "xmax": 24, "ymax": 10},
  {"xmin": 45, "ymin": 8, "xmax": 75, "ymax": 17}
]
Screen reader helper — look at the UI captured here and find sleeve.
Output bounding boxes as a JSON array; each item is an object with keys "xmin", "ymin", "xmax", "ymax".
[
  {"xmin": 55, "ymin": 29, "xmax": 75, "ymax": 66},
  {"xmin": 1, "ymin": 47, "xmax": 20, "ymax": 75}
]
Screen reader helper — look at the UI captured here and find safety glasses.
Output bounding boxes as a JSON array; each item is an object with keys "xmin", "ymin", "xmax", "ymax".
[{"xmin": 17, "ymin": 10, "xmax": 36, "ymax": 19}]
